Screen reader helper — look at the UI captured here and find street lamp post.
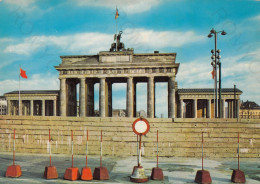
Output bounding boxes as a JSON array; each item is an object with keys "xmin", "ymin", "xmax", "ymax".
[{"xmin": 208, "ymin": 28, "xmax": 226, "ymax": 118}]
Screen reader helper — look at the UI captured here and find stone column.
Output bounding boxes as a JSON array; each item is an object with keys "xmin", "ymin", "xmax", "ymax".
[
  {"xmin": 231, "ymin": 101, "xmax": 234, "ymax": 118},
  {"xmin": 133, "ymin": 81, "xmax": 137, "ymax": 117},
  {"xmin": 147, "ymin": 77, "xmax": 155, "ymax": 118},
  {"xmin": 222, "ymin": 99, "xmax": 226, "ymax": 118},
  {"xmin": 53, "ymin": 99, "xmax": 57, "ymax": 116},
  {"xmin": 7, "ymin": 100, "xmax": 11, "ymax": 115},
  {"xmin": 203, "ymin": 101, "xmax": 207, "ymax": 118},
  {"xmin": 60, "ymin": 78, "xmax": 66, "ymax": 116},
  {"xmin": 107, "ymin": 81, "xmax": 112, "ymax": 117},
  {"xmin": 86, "ymin": 79, "xmax": 95, "ymax": 117},
  {"xmin": 237, "ymin": 100, "xmax": 240, "ymax": 118},
  {"xmin": 180, "ymin": 99, "xmax": 184, "ymax": 118},
  {"xmin": 207, "ymin": 99, "xmax": 211, "ymax": 118},
  {"xmin": 42, "ymin": 100, "xmax": 45, "ymax": 116},
  {"xmin": 24, "ymin": 102, "xmax": 27, "ymax": 116},
  {"xmin": 127, "ymin": 77, "xmax": 134, "ymax": 117},
  {"xmin": 168, "ymin": 77, "xmax": 175, "ymax": 118},
  {"xmin": 18, "ymin": 99, "xmax": 22, "ymax": 116},
  {"xmin": 79, "ymin": 78, "xmax": 86, "ymax": 117},
  {"xmin": 193, "ymin": 99, "xmax": 197, "ymax": 118},
  {"xmin": 30, "ymin": 100, "xmax": 33, "ymax": 116},
  {"xmin": 99, "ymin": 78, "xmax": 106, "ymax": 117}
]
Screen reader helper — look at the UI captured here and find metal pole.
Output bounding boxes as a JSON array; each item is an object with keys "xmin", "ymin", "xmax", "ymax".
[
  {"xmin": 202, "ymin": 132, "xmax": 204, "ymax": 170},
  {"xmin": 234, "ymin": 85, "xmax": 237, "ymax": 118},
  {"xmin": 100, "ymin": 130, "xmax": 102, "ymax": 167},
  {"xmin": 157, "ymin": 130, "xmax": 159, "ymax": 168},
  {"xmin": 19, "ymin": 74, "xmax": 21, "ymax": 116},
  {"xmin": 86, "ymin": 129, "xmax": 88, "ymax": 167},
  {"xmin": 214, "ymin": 32, "xmax": 218, "ymax": 118},
  {"xmin": 13, "ymin": 129, "xmax": 15, "ymax": 165},
  {"xmin": 49, "ymin": 129, "xmax": 51, "ymax": 166},
  {"xmin": 138, "ymin": 134, "xmax": 142, "ymax": 166},
  {"xmin": 137, "ymin": 135, "xmax": 139, "ymax": 166},
  {"xmin": 238, "ymin": 132, "xmax": 240, "ymax": 170},
  {"xmin": 71, "ymin": 130, "xmax": 74, "ymax": 168},
  {"xmin": 219, "ymin": 62, "xmax": 222, "ymax": 118}
]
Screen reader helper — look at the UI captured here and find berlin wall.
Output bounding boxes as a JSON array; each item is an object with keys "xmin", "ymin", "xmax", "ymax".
[{"xmin": 0, "ymin": 116, "xmax": 259, "ymax": 158}]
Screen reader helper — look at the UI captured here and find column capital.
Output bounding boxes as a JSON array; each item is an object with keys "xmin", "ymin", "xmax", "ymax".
[{"xmin": 169, "ymin": 76, "xmax": 176, "ymax": 80}]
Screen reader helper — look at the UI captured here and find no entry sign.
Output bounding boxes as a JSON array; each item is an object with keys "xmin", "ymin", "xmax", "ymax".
[{"xmin": 132, "ymin": 118, "xmax": 150, "ymax": 135}]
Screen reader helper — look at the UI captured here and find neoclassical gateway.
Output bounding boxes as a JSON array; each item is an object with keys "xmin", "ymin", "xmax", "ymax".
[{"xmin": 4, "ymin": 35, "xmax": 242, "ymax": 118}]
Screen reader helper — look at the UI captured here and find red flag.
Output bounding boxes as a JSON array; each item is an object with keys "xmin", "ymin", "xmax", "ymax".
[
  {"xmin": 211, "ymin": 68, "xmax": 215, "ymax": 79},
  {"xmin": 115, "ymin": 7, "xmax": 119, "ymax": 19},
  {"xmin": 20, "ymin": 68, "xmax": 28, "ymax": 79}
]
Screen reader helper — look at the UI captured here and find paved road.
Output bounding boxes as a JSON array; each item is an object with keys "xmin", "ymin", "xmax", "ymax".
[{"xmin": 0, "ymin": 153, "xmax": 259, "ymax": 183}]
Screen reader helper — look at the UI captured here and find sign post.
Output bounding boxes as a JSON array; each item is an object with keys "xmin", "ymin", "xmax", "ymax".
[
  {"xmin": 44, "ymin": 129, "xmax": 58, "ymax": 179},
  {"xmin": 64, "ymin": 130, "xmax": 80, "ymax": 181},
  {"xmin": 151, "ymin": 130, "xmax": 164, "ymax": 180},
  {"xmin": 81, "ymin": 129, "xmax": 93, "ymax": 181},
  {"xmin": 195, "ymin": 132, "xmax": 212, "ymax": 184},
  {"xmin": 93, "ymin": 130, "xmax": 110, "ymax": 180},
  {"xmin": 130, "ymin": 118, "xmax": 150, "ymax": 183},
  {"xmin": 6, "ymin": 129, "xmax": 22, "ymax": 178},
  {"xmin": 231, "ymin": 132, "xmax": 246, "ymax": 183}
]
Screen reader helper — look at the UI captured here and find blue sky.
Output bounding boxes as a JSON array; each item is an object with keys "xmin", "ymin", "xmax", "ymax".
[{"xmin": 0, "ymin": 0, "xmax": 259, "ymax": 117}]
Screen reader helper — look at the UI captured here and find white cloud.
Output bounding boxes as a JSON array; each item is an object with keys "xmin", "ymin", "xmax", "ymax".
[
  {"xmin": 177, "ymin": 48, "xmax": 260, "ymax": 105},
  {"xmin": 0, "ymin": 73, "xmax": 59, "ymax": 96},
  {"xmin": 74, "ymin": 0, "xmax": 161, "ymax": 14},
  {"xmin": 124, "ymin": 28, "xmax": 206, "ymax": 50},
  {"xmin": 4, "ymin": 33, "xmax": 113, "ymax": 55},
  {"xmin": 4, "ymin": 0, "xmax": 35, "ymax": 8},
  {"xmin": 177, "ymin": 56, "xmax": 213, "ymax": 88},
  {"xmin": 249, "ymin": 14, "xmax": 260, "ymax": 21},
  {"xmin": 4, "ymin": 29, "xmax": 205, "ymax": 56},
  {"xmin": 0, "ymin": 38, "xmax": 13, "ymax": 43}
]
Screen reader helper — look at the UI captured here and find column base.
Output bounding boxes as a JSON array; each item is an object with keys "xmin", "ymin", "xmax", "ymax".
[
  {"xmin": 6, "ymin": 165, "xmax": 22, "ymax": 178},
  {"xmin": 195, "ymin": 170, "xmax": 212, "ymax": 184},
  {"xmin": 231, "ymin": 169, "xmax": 246, "ymax": 183}
]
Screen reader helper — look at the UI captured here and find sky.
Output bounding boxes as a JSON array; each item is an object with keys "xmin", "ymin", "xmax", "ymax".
[{"xmin": 0, "ymin": 0, "xmax": 259, "ymax": 117}]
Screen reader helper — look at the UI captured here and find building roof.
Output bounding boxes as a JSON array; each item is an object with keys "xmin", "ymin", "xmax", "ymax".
[
  {"xmin": 177, "ymin": 88, "xmax": 242, "ymax": 93},
  {"xmin": 240, "ymin": 100, "xmax": 260, "ymax": 109},
  {"xmin": 5, "ymin": 90, "xmax": 60, "ymax": 95}
]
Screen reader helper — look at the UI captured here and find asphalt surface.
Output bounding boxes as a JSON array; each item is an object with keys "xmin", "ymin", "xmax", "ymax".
[{"xmin": 0, "ymin": 152, "xmax": 259, "ymax": 183}]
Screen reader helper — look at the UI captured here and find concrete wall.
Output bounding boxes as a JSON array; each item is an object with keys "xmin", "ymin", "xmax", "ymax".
[{"xmin": 0, "ymin": 116, "xmax": 260, "ymax": 158}]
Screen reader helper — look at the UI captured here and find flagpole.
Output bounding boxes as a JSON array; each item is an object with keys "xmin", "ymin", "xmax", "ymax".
[
  {"xmin": 213, "ymin": 68, "xmax": 215, "ymax": 118},
  {"xmin": 19, "ymin": 65, "xmax": 21, "ymax": 116},
  {"xmin": 115, "ymin": 6, "xmax": 118, "ymax": 51}
]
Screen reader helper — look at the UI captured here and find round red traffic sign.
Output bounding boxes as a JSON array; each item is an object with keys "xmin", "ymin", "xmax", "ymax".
[{"xmin": 132, "ymin": 118, "xmax": 150, "ymax": 135}]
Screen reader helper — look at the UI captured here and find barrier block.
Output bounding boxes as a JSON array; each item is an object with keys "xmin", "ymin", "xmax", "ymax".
[
  {"xmin": 231, "ymin": 169, "xmax": 246, "ymax": 183},
  {"xmin": 6, "ymin": 165, "xmax": 22, "ymax": 178},
  {"xmin": 64, "ymin": 167, "xmax": 80, "ymax": 181},
  {"xmin": 81, "ymin": 167, "xmax": 93, "ymax": 181},
  {"xmin": 93, "ymin": 167, "xmax": 109, "ymax": 180},
  {"xmin": 195, "ymin": 170, "xmax": 212, "ymax": 184},
  {"xmin": 44, "ymin": 166, "xmax": 58, "ymax": 179},
  {"xmin": 151, "ymin": 167, "xmax": 164, "ymax": 180}
]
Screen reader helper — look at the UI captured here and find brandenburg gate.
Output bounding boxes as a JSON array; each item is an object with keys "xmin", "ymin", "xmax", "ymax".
[
  {"xmin": 55, "ymin": 50, "xmax": 179, "ymax": 118},
  {"xmin": 4, "ymin": 32, "xmax": 242, "ymax": 119}
]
